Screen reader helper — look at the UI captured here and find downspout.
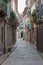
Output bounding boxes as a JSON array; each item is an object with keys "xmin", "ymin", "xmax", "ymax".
[
  {"xmin": 12, "ymin": 26, "xmax": 14, "ymax": 44},
  {"xmin": 3, "ymin": 18, "xmax": 6, "ymax": 54}
]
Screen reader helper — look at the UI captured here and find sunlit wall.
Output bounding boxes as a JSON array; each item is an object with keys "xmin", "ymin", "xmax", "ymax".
[{"xmin": 18, "ymin": 0, "xmax": 26, "ymax": 14}]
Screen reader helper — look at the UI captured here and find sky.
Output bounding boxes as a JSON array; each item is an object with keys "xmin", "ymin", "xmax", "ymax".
[{"xmin": 18, "ymin": 0, "xmax": 26, "ymax": 14}]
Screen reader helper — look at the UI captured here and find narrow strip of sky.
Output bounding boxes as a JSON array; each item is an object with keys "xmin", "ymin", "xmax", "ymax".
[{"xmin": 18, "ymin": 0, "xmax": 26, "ymax": 14}]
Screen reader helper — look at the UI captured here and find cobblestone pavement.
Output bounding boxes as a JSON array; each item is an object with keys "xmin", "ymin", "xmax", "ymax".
[{"xmin": 2, "ymin": 39, "xmax": 43, "ymax": 65}]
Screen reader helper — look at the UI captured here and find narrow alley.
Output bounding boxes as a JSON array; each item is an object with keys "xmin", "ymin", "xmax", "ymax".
[
  {"xmin": 0, "ymin": 0, "xmax": 43, "ymax": 65},
  {"xmin": 2, "ymin": 39, "xmax": 43, "ymax": 65}
]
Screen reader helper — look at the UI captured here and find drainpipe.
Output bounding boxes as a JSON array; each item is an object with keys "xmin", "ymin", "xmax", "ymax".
[
  {"xmin": 36, "ymin": 26, "xmax": 38, "ymax": 49},
  {"xmin": 12, "ymin": 26, "xmax": 14, "ymax": 44},
  {"xmin": 30, "ymin": 30, "xmax": 31, "ymax": 42},
  {"xmin": 3, "ymin": 18, "xmax": 6, "ymax": 54}
]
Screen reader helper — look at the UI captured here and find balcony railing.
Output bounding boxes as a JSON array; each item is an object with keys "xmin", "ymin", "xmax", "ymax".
[
  {"xmin": 40, "ymin": 4, "xmax": 43, "ymax": 17},
  {"xmin": 36, "ymin": 4, "xmax": 43, "ymax": 21},
  {"xmin": 0, "ymin": 2, "xmax": 7, "ymax": 12},
  {"xmin": 10, "ymin": 11, "xmax": 16, "ymax": 19},
  {"xmin": 3, "ymin": 0, "xmax": 10, "ymax": 3}
]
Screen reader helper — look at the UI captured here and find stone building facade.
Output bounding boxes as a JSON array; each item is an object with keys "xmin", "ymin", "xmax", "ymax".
[{"xmin": 0, "ymin": 0, "xmax": 18, "ymax": 54}]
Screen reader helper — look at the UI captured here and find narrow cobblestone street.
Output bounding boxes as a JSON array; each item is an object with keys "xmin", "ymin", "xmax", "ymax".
[
  {"xmin": 0, "ymin": 0, "xmax": 43, "ymax": 65},
  {"xmin": 2, "ymin": 39, "xmax": 43, "ymax": 65}
]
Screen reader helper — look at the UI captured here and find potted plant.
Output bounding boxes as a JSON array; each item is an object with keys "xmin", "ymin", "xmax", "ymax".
[
  {"xmin": 30, "ymin": 11, "xmax": 37, "ymax": 24},
  {"xmin": 7, "ymin": 42, "xmax": 13, "ymax": 52},
  {"xmin": 10, "ymin": 11, "xmax": 16, "ymax": 19}
]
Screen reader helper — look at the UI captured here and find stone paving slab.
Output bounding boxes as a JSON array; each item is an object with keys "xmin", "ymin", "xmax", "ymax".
[
  {"xmin": 0, "ymin": 54, "xmax": 8, "ymax": 64},
  {"xmin": 2, "ymin": 40, "xmax": 43, "ymax": 65},
  {"xmin": 30, "ymin": 42, "xmax": 43, "ymax": 59},
  {"xmin": 0, "ymin": 45, "xmax": 16, "ymax": 65}
]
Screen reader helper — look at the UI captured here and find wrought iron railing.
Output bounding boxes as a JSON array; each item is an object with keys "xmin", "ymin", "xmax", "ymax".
[
  {"xmin": 3, "ymin": 0, "xmax": 10, "ymax": 3},
  {"xmin": 0, "ymin": 2, "xmax": 7, "ymax": 12}
]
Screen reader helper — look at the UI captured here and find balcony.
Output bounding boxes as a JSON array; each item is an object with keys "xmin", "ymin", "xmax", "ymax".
[
  {"xmin": 36, "ymin": 4, "xmax": 43, "ymax": 22},
  {"xmin": 40, "ymin": 4, "xmax": 43, "ymax": 18},
  {"xmin": 0, "ymin": 2, "xmax": 7, "ymax": 12},
  {"xmin": 10, "ymin": 11, "xmax": 16, "ymax": 19},
  {"xmin": 3, "ymin": 0, "xmax": 10, "ymax": 3}
]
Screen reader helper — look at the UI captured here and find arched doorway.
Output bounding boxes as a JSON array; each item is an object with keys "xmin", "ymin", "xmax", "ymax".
[{"xmin": 21, "ymin": 31, "xmax": 23, "ymax": 38}]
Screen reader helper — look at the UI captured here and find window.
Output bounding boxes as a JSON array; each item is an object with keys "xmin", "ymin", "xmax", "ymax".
[{"xmin": 41, "ymin": 0, "xmax": 43, "ymax": 4}]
